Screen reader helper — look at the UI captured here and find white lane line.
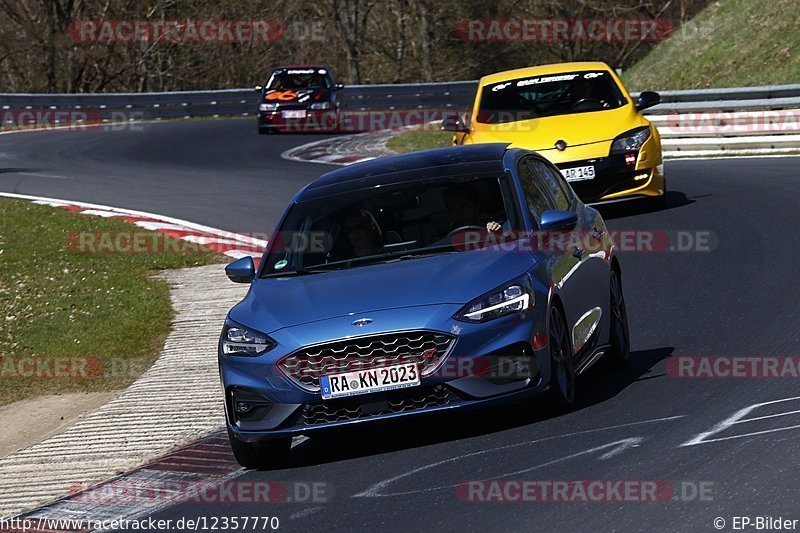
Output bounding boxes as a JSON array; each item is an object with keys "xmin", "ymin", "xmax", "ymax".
[
  {"xmin": 16, "ymin": 172, "xmax": 72, "ymax": 180},
  {"xmin": 290, "ymin": 506, "xmax": 322, "ymax": 520},
  {"xmin": 681, "ymin": 396, "xmax": 800, "ymax": 447},
  {"xmin": 0, "ymin": 191, "xmax": 268, "ymax": 247},
  {"xmin": 353, "ymin": 415, "xmax": 684, "ymax": 498}
]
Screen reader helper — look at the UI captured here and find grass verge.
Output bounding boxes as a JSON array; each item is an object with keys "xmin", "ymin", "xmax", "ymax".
[
  {"xmin": 385, "ymin": 129, "xmax": 454, "ymax": 154},
  {"xmin": 623, "ymin": 0, "xmax": 800, "ymax": 91},
  {"xmin": 0, "ymin": 199, "xmax": 226, "ymax": 406}
]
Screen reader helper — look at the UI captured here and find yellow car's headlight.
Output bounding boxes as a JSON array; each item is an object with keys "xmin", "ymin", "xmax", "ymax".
[{"xmin": 610, "ymin": 126, "xmax": 651, "ymax": 154}]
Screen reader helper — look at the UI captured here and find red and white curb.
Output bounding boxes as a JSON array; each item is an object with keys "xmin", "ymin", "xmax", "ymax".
[{"xmin": 0, "ymin": 192, "xmax": 266, "ymax": 263}]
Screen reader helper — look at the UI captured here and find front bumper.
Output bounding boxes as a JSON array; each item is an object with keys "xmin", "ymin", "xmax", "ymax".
[
  {"xmin": 557, "ymin": 154, "xmax": 665, "ymax": 204},
  {"xmin": 219, "ymin": 304, "xmax": 551, "ymax": 442},
  {"xmin": 258, "ymin": 108, "xmax": 338, "ymax": 133}
]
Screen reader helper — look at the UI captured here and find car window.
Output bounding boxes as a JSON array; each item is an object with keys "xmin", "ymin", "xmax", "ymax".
[
  {"xmin": 529, "ymin": 160, "xmax": 571, "ymax": 211},
  {"xmin": 477, "ymin": 70, "xmax": 626, "ymax": 124},
  {"xmin": 260, "ymin": 172, "xmax": 519, "ymax": 275},
  {"xmin": 267, "ymin": 71, "xmax": 331, "ymax": 90},
  {"xmin": 517, "ymin": 159, "xmax": 552, "ymax": 225}
]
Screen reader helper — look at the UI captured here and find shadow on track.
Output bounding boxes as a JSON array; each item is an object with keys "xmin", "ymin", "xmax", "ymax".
[
  {"xmin": 268, "ymin": 346, "xmax": 673, "ymax": 470},
  {"xmin": 597, "ymin": 190, "xmax": 694, "ymax": 220}
]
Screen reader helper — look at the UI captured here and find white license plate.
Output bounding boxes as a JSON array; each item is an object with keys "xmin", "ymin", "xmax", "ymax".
[
  {"xmin": 281, "ymin": 110, "xmax": 307, "ymax": 119},
  {"xmin": 561, "ymin": 165, "xmax": 595, "ymax": 182},
  {"xmin": 319, "ymin": 363, "xmax": 420, "ymax": 400}
]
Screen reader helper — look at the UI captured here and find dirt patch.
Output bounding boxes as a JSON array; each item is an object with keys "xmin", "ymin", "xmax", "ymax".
[{"xmin": 0, "ymin": 391, "xmax": 117, "ymax": 458}]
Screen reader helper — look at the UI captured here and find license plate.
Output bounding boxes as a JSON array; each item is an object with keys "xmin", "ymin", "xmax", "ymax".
[
  {"xmin": 561, "ymin": 165, "xmax": 595, "ymax": 182},
  {"xmin": 319, "ymin": 363, "xmax": 420, "ymax": 400},
  {"xmin": 281, "ymin": 110, "xmax": 307, "ymax": 119}
]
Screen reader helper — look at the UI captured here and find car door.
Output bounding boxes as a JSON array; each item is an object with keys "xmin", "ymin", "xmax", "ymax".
[
  {"xmin": 525, "ymin": 158, "xmax": 610, "ymax": 364},
  {"xmin": 517, "ymin": 156, "xmax": 582, "ymax": 334}
]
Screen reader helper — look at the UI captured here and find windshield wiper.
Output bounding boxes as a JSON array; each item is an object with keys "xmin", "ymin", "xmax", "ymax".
[
  {"xmin": 304, "ymin": 244, "xmax": 458, "ymax": 271},
  {"xmin": 398, "ymin": 244, "xmax": 459, "ymax": 261},
  {"xmin": 262, "ymin": 266, "xmax": 328, "ymax": 277}
]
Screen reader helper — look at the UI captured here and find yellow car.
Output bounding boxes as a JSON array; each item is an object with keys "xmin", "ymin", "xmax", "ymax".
[{"xmin": 444, "ymin": 61, "xmax": 665, "ymax": 206}]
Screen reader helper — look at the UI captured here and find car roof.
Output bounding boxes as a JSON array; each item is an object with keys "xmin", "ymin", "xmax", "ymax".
[
  {"xmin": 297, "ymin": 143, "xmax": 511, "ymax": 202},
  {"xmin": 479, "ymin": 61, "xmax": 613, "ymax": 86},
  {"xmin": 272, "ymin": 65, "xmax": 331, "ymax": 73}
]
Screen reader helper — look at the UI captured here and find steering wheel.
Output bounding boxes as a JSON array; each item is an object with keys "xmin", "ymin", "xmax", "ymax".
[
  {"xmin": 446, "ymin": 225, "xmax": 486, "ymax": 239},
  {"xmin": 571, "ymin": 98, "xmax": 607, "ymax": 111}
]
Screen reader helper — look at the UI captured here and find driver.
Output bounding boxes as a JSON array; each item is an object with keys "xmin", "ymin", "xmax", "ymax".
[
  {"xmin": 443, "ymin": 186, "xmax": 502, "ymax": 234},
  {"xmin": 341, "ymin": 206, "xmax": 383, "ymax": 258}
]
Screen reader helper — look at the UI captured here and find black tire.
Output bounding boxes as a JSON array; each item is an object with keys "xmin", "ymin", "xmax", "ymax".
[
  {"xmin": 258, "ymin": 127, "xmax": 273, "ymax": 135},
  {"xmin": 227, "ymin": 428, "xmax": 291, "ymax": 469},
  {"xmin": 606, "ymin": 269, "xmax": 630, "ymax": 368},
  {"xmin": 548, "ymin": 304, "xmax": 576, "ymax": 409}
]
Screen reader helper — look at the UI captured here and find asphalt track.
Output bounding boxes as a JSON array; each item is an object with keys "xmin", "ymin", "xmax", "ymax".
[{"xmin": 3, "ymin": 118, "xmax": 800, "ymax": 532}]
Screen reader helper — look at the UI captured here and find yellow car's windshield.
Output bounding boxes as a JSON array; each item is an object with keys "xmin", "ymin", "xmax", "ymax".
[{"xmin": 477, "ymin": 70, "xmax": 626, "ymax": 124}]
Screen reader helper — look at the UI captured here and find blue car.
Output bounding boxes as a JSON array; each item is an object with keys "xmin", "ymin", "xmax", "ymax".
[{"xmin": 220, "ymin": 143, "xmax": 629, "ymax": 468}]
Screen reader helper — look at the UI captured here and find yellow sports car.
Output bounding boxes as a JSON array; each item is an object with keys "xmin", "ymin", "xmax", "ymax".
[{"xmin": 444, "ymin": 61, "xmax": 665, "ymax": 206}]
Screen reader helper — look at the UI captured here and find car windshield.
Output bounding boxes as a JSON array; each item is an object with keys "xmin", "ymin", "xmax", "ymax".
[
  {"xmin": 267, "ymin": 71, "xmax": 330, "ymax": 90},
  {"xmin": 477, "ymin": 70, "xmax": 626, "ymax": 124},
  {"xmin": 261, "ymin": 173, "xmax": 521, "ymax": 276}
]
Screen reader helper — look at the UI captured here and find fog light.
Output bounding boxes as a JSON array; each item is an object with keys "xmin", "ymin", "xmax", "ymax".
[
  {"xmin": 634, "ymin": 172, "xmax": 649, "ymax": 181},
  {"xmin": 235, "ymin": 401, "xmax": 252, "ymax": 414}
]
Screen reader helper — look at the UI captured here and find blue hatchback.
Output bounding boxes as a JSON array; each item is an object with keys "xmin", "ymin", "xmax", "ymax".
[{"xmin": 220, "ymin": 143, "xmax": 629, "ymax": 468}]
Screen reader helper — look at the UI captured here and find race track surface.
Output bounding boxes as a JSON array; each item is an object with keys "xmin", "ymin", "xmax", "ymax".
[{"xmin": 3, "ymin": 119, "xmax": 800, "ymax": 532}]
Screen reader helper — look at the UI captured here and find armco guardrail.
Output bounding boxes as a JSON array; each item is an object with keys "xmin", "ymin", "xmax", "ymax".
[{"xmin": 2, "ymin": 81, "xmax": 799, "ymax": 156}]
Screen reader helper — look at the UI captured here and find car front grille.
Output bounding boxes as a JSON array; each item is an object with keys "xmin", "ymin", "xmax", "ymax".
[
  {"xmin": 278, "ymin": 331, "xmax": 455, "ymax": 391},
  {"xmin": 300, "ymin": 385, "xmax": 460, "ymax": 426}
]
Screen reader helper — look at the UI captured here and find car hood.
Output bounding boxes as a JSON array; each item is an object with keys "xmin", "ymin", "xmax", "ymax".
[
  {"xmin": 263, "ymin": 87, "xmax": 329, "ymax": 105},
  {"xmin": 229, "ymin": 249, "xmax": 536, "ymax": 333},
  {"xmin": 469, "ymin": 105, "xmax": 645, "ymax": 152}
]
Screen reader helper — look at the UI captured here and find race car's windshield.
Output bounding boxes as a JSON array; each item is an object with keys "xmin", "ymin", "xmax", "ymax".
[
  {"xmin": 477, "ymin": 70, "xmax": 627, "ymax": 124},
  {"xmin": 267, "ymin": 71, "xmax": 330, "ymax": 90},
  {"xmin": 261, "ymin": 173, "xmax": 522, "ymax": 276}
]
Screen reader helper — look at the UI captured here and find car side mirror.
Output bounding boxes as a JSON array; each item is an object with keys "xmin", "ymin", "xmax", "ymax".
[
  {"xmin": 539, "ymin": 210, "xmax": 578, "ymax": 231},
  {"xmin": 225, "ymin": 256, "xmax": 256, "ymax": 283},
  {"xmin": 254, "ymin": 85, "xmax": 263, "ymax": 92},
  {"xmin": 441, "ymin": 115, "xmax": 469, "ymax": 133},
  {"xmin": 635, "ymin": 91, "xmax": 660, "ymax": 111}
]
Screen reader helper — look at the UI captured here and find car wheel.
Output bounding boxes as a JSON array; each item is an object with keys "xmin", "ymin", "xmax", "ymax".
[
  {"xmin": 258, "ymin": 127, "xmax": 272, "ymax": 135},
  {"xmin": 227, "ymin": 428, "xmax": 291, "ymax": 469},
  {"xmin": 548, "ymin": 305, "xmax": 576, "ymax": 408},
  {"xmin": 607, "ymin": 269, "xmax": 630, "ymax": 368}
]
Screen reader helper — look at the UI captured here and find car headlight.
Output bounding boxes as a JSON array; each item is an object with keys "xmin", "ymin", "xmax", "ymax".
[
  {"xmin": 221, "ymin": 319, "xmax": 275, "ymax": 356},
  {"xmin": 259, "ymin": 103, "xmax": 278, "ymax": 112},
  {"xmin": 456, "ymin": 277, "xmax": 533, "ymax": 323},
  {"xmin": 310, "ymin": 102, "xmax": 332, "ymax": 110},
  {"xmin": 610, "ymin": 126, "xmax": 651, "ymax": 154}
]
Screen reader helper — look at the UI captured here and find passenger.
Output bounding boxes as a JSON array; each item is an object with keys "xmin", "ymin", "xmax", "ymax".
[{"xmin": 341, "ymin": 207, "xmax": 383, "ymax": 257}]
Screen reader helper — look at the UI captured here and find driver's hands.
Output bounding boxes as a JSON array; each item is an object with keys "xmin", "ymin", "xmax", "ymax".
[{"xmin": 486, "ymin": 221, "xmax": 502, "ymax": 234}]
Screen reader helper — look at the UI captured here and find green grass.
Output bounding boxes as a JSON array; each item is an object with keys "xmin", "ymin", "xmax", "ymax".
[
  {"xmin": 623, "ymin": 0, "xmax": 800, "ymax": 91},
  {"xmin": 386, "ymin": 129, "xmax": 454, "ymax": 154},
  {"xmin": 0, "ymin": 199, "xmax": 225, "ymax": 406}
]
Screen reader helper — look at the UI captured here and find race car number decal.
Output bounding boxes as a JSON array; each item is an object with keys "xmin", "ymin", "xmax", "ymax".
[{"xmin": 265, "ymin": 90, "xmax": 298, "ymax": 101}]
